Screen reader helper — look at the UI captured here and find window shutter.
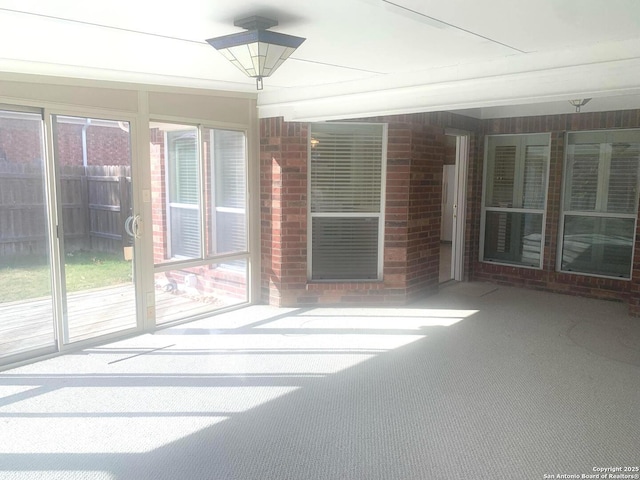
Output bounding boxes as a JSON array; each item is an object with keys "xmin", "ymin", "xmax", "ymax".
[
  {"xmin": 489, "ymin": 145, "xmax": 515, "ymax": 207},
  {"xmin": 607, "ymin": 143, "xmax": 640, "ymax": 214},
  {"xmin": 482, "ymin": 135, "xmax": 549, "ymax": 267},
  {"xmin": 561, "ymin": 130, "xmax": 640, "ymax": 279},
  {"xmin": 567, "ymin": 143, "xmax": 600, "ymax": 211},
  {"xmin": 522, "ymin": 145, "xmax": 546, "ymax": 209}
]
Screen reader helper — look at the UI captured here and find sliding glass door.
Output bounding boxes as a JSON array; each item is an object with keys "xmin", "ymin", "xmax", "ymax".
[
  {"xmin": 52, "ymin": 115, "xmax": 139, "ymax": 343},
  {"xmin": 0, "ymin": 109, "xmax": 143, "ymax": 367},
  {"xmin": 0, "ymin": 108, "xmax": 56, "ymax": 362}
]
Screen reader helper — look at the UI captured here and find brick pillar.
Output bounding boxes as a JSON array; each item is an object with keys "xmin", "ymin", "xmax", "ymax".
[
  {"xmin": 384, "ymin": 122, "xmax": 445, "ymax": 301},
  {"xmin": 383, "ymin": 124, "xmax": 412, "ymax": 298},
  {"xmin": 260, "ymin": 118, "xmax": 308, "ymax": 306},
  {"xmin": 406, "ymin": 124, "xmax": 445, "ymax": 300}
]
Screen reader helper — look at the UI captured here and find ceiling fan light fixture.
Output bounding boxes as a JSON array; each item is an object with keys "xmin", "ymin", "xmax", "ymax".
[{"xmin": 206, "ymin": 15, "xmax": 306, "ymax": 90}]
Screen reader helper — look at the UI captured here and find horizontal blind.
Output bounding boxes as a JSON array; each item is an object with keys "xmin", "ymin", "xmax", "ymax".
[
  {"xmin": 167, "ymin": 129, "xmax": 201, "ymax": 259},
  {"xmin": 170, "ymin": 133, "xmax": 199, "ymax": 205},
  {"xmin": 215, "ymin": 211, "xmax": 246, "ymax": 255},
  {"xmin": 170, "ymin": 206, "xmax": 200, "ymax": 258},
  {"xmin": 207, "ymin": 128, "xmax": 247, "ymax": 257},
  {"xmin": 312, "ymin": 217, "xmax": 379, "ymax": 280},
  {"xmin": 310, "ymin": 123, "xmax": 383, "ymax": 213},
  {"xmin": 213, "ymin": 129, "xmax": 246, "ymax": 209}
]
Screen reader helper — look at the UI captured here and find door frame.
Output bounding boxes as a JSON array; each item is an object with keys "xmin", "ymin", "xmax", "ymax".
[{"xmin": 445, "ymin": 129, "xmax": 470, "ymax": 282}]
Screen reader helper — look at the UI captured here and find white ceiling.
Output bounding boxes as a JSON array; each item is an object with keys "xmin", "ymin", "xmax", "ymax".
[{"xmin": 1, "ymin": 0, "xmax": 640, "ymax": 121}]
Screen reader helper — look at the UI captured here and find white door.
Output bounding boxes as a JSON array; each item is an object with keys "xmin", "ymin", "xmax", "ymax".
[{"xmin": 443, "ymin": 132, "xmax": 470, "ymax": 283}]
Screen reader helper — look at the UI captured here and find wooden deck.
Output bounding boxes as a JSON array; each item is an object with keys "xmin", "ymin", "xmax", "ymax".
[{"xmin": 1, "ymin": 283, "xmax": 246, "ymax": 361}]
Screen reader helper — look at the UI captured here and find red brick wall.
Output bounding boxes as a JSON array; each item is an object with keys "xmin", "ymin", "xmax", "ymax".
[
  {"xmin": 260, "ymin": 109, "xmax": 640, "ymax": 314},
  {"xmin": 0, "ymin": 118, "xmax": 130, "ymax": 166},
  {"xmin": 260, "ymin": 117, "xmax": 455, "ymax": 306},
  {"xmin": 0, "ymin": 117, "xmax": 42, "ymax": 163},
  {"xmin": 405, "ymin": 124, "xmax": 445, "ymax": 300},
  {"xmin": 370, "ymin": 112, "xmax": 483, "ymax": 284},
  {"xmin": 83, "ymin": 124, "xmax": 131, "ymax": 166},
  {"xmin": 472, "ymin": 111, "xmax": 640, "ymax": 314}
]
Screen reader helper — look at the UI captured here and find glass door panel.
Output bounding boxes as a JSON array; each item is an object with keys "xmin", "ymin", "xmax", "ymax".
[
  {"xmin": 0, "ymin": 109, "xmax": 56, "ymax": 362},
  {"xmin": 53, "ymin": 115, "xmax": 138, "ymax": 343}
]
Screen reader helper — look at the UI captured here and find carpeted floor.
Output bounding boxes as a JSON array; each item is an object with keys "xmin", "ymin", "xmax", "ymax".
[{"xmin": 1, "ymin": 282, "xmax": 639, "ymax": 480}]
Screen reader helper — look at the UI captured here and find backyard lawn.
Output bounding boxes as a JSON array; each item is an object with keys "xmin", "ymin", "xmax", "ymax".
[{"xmin": 0, "ymin": 251, "xmax": 132, "ymax": 303}]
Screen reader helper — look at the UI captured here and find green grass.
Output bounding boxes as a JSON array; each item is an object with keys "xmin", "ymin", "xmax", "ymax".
[{"xmin": 0, "ymin": 251, "xmax": 132, "ymax": 303}]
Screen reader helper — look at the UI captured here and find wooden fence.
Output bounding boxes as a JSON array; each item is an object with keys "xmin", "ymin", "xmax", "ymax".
[{"xmin": 0, "ymin": 163, "xmax": 132, "ymax": 258}]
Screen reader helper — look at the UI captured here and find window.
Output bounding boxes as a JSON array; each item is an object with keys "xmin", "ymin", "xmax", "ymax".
[
  {"xmin": 206, "ymin": 128, "xmax": 246, "ymax": 256},
  {"xmin": 167, "ymin": 128, "xmax": 200, "ymax": 258},
  {"xmin": 150, "ymin": 122, "xmax": 249, "ymax": 324},
  {"xmin": 150, "ymin": 122, "xmax": 247, "ymax": 264},
  {"xmin": 309, "ymin": 123, "xmax": 386, "ymax": 281},
  {"xmin": 559, "ymin": 130, "xmax": 640, "ymax": 278},
  {"xmin": 481, "ymin": 134, "xmax": 550, "ymax": 267}
]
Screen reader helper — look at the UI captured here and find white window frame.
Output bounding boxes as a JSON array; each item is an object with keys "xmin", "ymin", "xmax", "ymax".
[
  {"xmin": 307, "ymin": 122, "xmax": 387, "ymax": 282},
  {"xmin": 557, "ymin": 129, "xmax": 640, "ymax": 280},
  {"xmin": 480, "ymin": 133, "xmax": 551, "ymax": 269}
]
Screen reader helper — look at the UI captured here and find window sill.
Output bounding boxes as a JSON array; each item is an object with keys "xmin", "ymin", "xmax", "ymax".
[
  {"xmin": 480, "ymin": 259, "xmax": 542, "ymax": 270},
  {"xmin": 306, "ymin": 280, "xmax": 384, "ymax": 291},
  {"xmin": 558, "ymin": 269, "xmax": 631, "ymax": 281}
]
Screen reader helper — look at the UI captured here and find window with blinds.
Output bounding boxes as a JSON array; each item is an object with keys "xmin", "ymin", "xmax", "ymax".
[
  {"xmin": 156, "ymin": 124, "xmax": 248, "ymax": 263},
  {"xmin": 206, "ymin": 128, "xmax": 247, "ymax": 257},
  {"xmin": 309, "ymin": 122, "xmax": 386, "ymax": 281},
  {"xmin": 560, "ymin": 130, "xmax": 640, "ymax": 278},
  {"xmin": 168, "ymin": 129, "xmax": 200, "ymax": 258},
  {"xmin": 481, "ymin": 134, "xmax": 550, "ymax": 267}
]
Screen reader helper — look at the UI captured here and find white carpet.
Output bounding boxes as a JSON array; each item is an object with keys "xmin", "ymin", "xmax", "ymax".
[{"xmin": 0, "ymin": 283, "xmax": 638, "ymax": 479}]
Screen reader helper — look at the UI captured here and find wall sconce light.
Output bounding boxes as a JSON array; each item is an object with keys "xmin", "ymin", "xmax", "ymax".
[
  {"xmin": 568, "ymin": 98, "xmax": 592, "ymax": 113},
  {"xmin": 206, "ymin": 16, "xmax": 306, "ymax": 90}
]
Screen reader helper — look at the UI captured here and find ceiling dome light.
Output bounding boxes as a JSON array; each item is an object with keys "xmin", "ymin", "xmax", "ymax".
[{"xmin": 206, "ymin": 15, "xmax": 306, "ymax": 90}]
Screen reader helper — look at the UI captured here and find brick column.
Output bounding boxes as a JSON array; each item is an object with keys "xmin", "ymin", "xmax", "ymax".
[
  {"xmin": 383, "ymin": 122, "xmax": 445, "ymax": 301},
  {"xmin": 260, "ymin": 118, "xmax": 308, "ymax": 306},
  {"xmin": 406, "ymin": 124, "xmax": 445, "ymax": 300}
]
